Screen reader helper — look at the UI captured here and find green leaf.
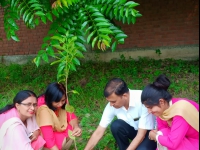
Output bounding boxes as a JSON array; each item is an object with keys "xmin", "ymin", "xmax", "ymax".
[
  {"xmin": 23, "ymin": 10, "xmax": 29, "ymax": 21},
  {"xmin": 61, "ymin": 0, "xmax": 68, "ymax": 7},
  {"xmin": 101, "ymin": 4, "xmax": 107, "ymax": 13},
  {"xmin": 112, "ymin": 29, "xmax": 123, "ymax": 34},
  {"xmin": 81, "ymin": 21, "xmax": 89, "ymax": 30},
  {"xmin": 127, "ymin": 16, "xmax": 131, "ymax": 24},
  {"xmin": 41, "ymin": 43, "xmax": 48, "ymax": 49},
  {"xmin": 29, "ymin": 14, "xmax": 34, "ymax": 24},
  {"xmin": 114, "ymin": 6, "xmax": 118, "ymax": 16},
  {"xmin": 46, "ymin": 46, "xmax": 55, "ymax": 57},
  {"xmin": 113, "ymin": 0, "xmax": 120, "ymax": 5},
  {"xmin": 7, "ymin": 18, "xmax": 17, "ymax": 27},
  {"xmin": 9, "ymin": 12, "xmax": 20, "ymax": 20},
  {"xmin": 32, "ymin": 6, "xmax": 43, "ymax": 11},
  {"xmin": 35, "ymin": 11, "xmax": 45, "ymax": 16},
  {"xmin": 79, "ymin": 46, "xmax": 87, "ymax": 52},
  {"xmin": 69, "ymin": 63, "xmax": 76, "ymax": 71},
  {"xmin": 106, "ymin": 5, "xmax": 112, "ymax": 16},
  {"xmin": 131, "ymin": 9, "xmax": 136, "ymax": 17},
  {"xmin": 52, "ymin": 44, "xmax": 65, "ymax": 50},
  {"xmin": 52, "ymin": 9, "xmax": 59, "ymax": 17},
  {"xmin": 30, "ymin": 3, "xmax": 42, "ymax": 8},
  {"xmin": 43, "ymin": 36, "xmax": 50, "ymax": 42},
  {"xmin": 38, "ymin": 50, "xmax": 45, "ymax": 55},
  {"xmin": 96, "ymin": 22, "xmax": 110, "ymax": 27},
  {"xmin": 57, "ymin": 27, "xmax": 67, "ymax": 34},
  {"xmin": 24, "ymin": 13, "xmax": 32, "ymax": 23},
  {"xmin": 124, "ymin": 1, "xmax": 140, "ymax": 8},
  {"xmin": 50, "ymin": 59, "xmax": 61, "ymax": 65},
  {"xmin": 118, "ymin": 38, "xmax": 124, "ymax": 44},
  {"xmin": 120, "ymin": 7, "xmax": 124, "ymax": 17},
  {"xmin": 107, "ymin": 0, "xmax": 115, "ymax": 4},
  {"xmin": 136, "ymin": 13, "xmax": 142, "ymax": 17},
  {"xmin": 99, "ymin": 34, "xmax": 111, "ymax": 42},
  {"xmin": 102, "ymin": 39, "xmax": 110, "ymax": 47},
  {"xmin": 68, "ymin": 130, "xmax": 75, "ymax": 140},
  {"xmin": 127, "ymin": 2, "xmax": 140, "ymax": 8},
  {"xmin": 98, "ymin": 28, "xmax": 113, "ymax": 34},
  {"xmin": 71, "ymin": 90, "xmax": 79, "ymax": 94},
  {"xmin": 94, "ymin": 17, "xmax": 108, "ymax": 22},
  {"xmin": 42, "ymin": 52, "xmax": 49, "ymax": 63},
  {"xmin": 57, "ymin": 62, "xmax": 65, "ymax": 76},
  {"xmin": 72, "ymin": 57, "xmax": 80, "ymax": 65},
  {"xmin": 20, "ymin": 6, "xmax": 26, "ymax": 16},
  {"xmin": 13, "ymin": 0, "xmax": 20, "ymax": 8},
  {"xmin": 11, "ymin": 35, "xmax": 19, "ymax": 41},
  {"xmin": 75, "ymin": 42, "xmax": 85, "ymax": 49},
  {"xmin": 77, "ymin": 36, "xmax": 86, "ymax": 43},
  {"xmin": 125, "ymin": 8, "xmax": 129, "ymax": 18},
  {"xmin": 11, "ymin": 0, "xmax": 15, "ymax": 8},
  {"xmin": 76, "ymin": 50, "xmax": 84, "ymax": 58},
  {"xmin": 92, "ymin": 36, "xmax": 98, "ymax": 48},
  {"xmin": 46, "ymin": 12, "xmax": 53, "ymax": 22},
  {"xmin": 111, "ymin": 41, "xmax": 117, "ymax": 52},
  {"xmin": 41, "ymin": 16, "xmax": 47, "ymax": 24},
  {"xmin": 63, "ymin": 22, "xmax": 70, "ymax": 29},
  {"xmin": 91, "ymin": 12, "xmax": 104, "ymax": 17},
  {"xmin": 28, "ymin": 0, "xmax": 37, "ymax": 4},
  {"xmin": 118, "ymin": 0, "xmax": 126, "ymax": 5},
  {"xmin": 78, "ymin": 10, "xmax": 86, "ymax": 20},
  {"xmin": 66, "ymin": 19, "xmax": 73, "ymax": 25},
  {"xmin": 85, "ymin": 26, "xmax": 93, "ymax": 35},
  {"xmin": 87, "ymin": 30, "xmax": 96, "ymax": 43},
  {"xmin": 109, "ymin": 10, "xmax": 114, "ymax": 19},
  {"xmin": 131, "ymin": 17, "xmax": 136, "ymax": 24},
  {"xmin": 33, "ymin": 56, "xmax": 41, "ymax": 67},
  {"xmin": 50, "ymin": 39, "xmax": 60, "ymax": 45},
  {"xmin": 51, "ymin": 36, "xmax": 64, "ymax": 43},
  {"xmin": 115, "ymin": 33, "xmax": 128, "ymax": 40},
  {"xmin": 35, "ymin": 18, "xmax": 39, "ymax": 25},
  {"xmin": 122, "ymin": 17, "xmax": 126, "ymax": 24},
  {"xmin": 86, "ymin": 6, "xmax": 99, "ymax": 12}
]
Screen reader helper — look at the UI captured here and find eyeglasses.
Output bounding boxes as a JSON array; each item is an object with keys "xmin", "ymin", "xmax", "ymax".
[{"xmin": 20, "ymin": 103, "xmax": 38, "ymax": 108}]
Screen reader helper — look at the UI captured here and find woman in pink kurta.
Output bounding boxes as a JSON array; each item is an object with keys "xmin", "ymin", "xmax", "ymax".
[
  {"xmin": 141, "ymin": 74, "xmax": 199, "ymax": 150},
  {"xmin": 0, "ymin": 90, "xmax": 45, "ymax": 150},
  {"xmin": 36, "ymin": 82, "xmax": 82, "ymax": 150}
]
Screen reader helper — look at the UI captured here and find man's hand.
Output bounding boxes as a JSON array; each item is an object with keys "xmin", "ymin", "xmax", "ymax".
[{"xmin": 84, "ymin": 126, "xmax": 106, "ymax": 150}]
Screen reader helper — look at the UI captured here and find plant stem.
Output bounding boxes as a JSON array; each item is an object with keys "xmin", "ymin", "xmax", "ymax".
[{"xmin": 74, "ymin": 139, "xmax": 77, "ymax": 150}]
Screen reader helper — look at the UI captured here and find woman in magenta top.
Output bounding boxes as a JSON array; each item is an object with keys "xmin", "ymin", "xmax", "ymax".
[
  {"xmin": 141, "ymin": 74, "xmax": 199, "ymax": 150},
  {"xmin": 36, "ymin": 82, "xmax": 82, "ymax": 150}
]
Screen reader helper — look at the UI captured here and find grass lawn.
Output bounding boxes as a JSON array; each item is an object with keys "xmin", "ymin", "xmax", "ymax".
[{"xmin": 0, "ymin": 57, "xmax": 199, "ymax": 149}]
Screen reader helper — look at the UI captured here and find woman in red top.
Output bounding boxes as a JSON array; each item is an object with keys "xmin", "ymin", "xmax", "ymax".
[{"xmin": 36, "ymin": 82, "xmax": 82, "ymax": 150}]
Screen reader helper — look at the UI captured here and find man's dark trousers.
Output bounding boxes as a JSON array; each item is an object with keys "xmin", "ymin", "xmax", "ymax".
[{"xmin": 111, "ymin": 119, "xmax": 157, "ymax": 150}]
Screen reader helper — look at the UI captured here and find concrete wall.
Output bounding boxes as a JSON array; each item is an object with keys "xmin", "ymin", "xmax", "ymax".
[{"xmin": 1, "ymin": 45, "xmax": 198, "ymax": 65}]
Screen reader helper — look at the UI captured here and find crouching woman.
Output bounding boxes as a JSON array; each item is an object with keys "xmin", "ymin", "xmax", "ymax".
[{"xmin": 0, "ymin": 90, "xmax": 45, "ymax": 150}]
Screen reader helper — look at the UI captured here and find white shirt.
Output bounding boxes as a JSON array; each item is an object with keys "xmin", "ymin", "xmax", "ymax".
[{"xmin": 99, "ymin": 90, "xmax": 155, "ymax": 130}]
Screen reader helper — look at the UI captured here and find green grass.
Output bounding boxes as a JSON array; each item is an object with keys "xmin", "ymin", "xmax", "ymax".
[{"xmin": 0, "ymin": 57, "xmax": 199, "ymax": 150}]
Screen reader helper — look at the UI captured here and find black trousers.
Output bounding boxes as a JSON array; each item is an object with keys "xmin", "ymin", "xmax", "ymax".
[{"xmin": 110, "ymin": 119, "xmax": 157, "ymax": 150}]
